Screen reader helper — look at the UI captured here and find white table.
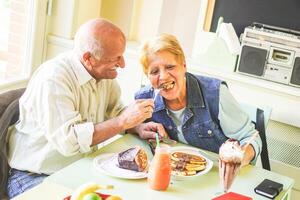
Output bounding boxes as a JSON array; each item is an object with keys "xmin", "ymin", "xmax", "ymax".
[{"xmin": 40, "ymin": 134, "xmax": 294, "ymax": 200}]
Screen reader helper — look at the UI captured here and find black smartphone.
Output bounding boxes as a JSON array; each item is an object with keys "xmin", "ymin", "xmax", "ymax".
[{"xmin": 254, "ymin": 179, "xmax": 283, "ymax": 199}]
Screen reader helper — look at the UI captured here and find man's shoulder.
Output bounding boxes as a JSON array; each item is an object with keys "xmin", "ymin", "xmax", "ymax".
[
  {"xmin": 36, "ymin": 52, "xmax": 75, "ymax": 80},
  {"xmin": 43, "ymin": 51, "xmax": 72, "ymax": 68}
]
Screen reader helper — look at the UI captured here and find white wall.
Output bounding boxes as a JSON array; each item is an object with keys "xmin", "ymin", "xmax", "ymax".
[
  {"xmin": 46, "ymin": 0, "xmax": 102, "ymax": 40},
  {"xmin": 158, "ymin": 0, "xmax": 201, "ymax": 56},
  {"xmin": 100, "ymin": 0, "xmax": 134, "ymax": 38},
  {"xmin": 44, "ymin": 0, "xmax": 300, "ymax": 128}
]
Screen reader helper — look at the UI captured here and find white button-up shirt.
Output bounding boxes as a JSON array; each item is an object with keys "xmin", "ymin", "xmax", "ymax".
[{"xmin": 8, "ymin": 51, "xmax": 124, "ymax": 174}]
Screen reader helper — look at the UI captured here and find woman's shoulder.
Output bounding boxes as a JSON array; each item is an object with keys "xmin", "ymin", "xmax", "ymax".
[
  {"xmin": 188, "ymin": 72, "xmax": 225, "ymax": 89},
  {"xmin": 134, "ymin": 85, "xmax": 153, "ymax": 99}
]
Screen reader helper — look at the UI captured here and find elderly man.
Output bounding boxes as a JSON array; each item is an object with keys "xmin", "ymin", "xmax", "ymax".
[{"xmin": 7, "ymin": 18, "xmax": 164, "ymax": 198}]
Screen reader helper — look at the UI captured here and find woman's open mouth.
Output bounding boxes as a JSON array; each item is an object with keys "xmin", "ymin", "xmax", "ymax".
[{"xmin": 159, "ymin": 81, "xmax": 175, "ymax": 90}]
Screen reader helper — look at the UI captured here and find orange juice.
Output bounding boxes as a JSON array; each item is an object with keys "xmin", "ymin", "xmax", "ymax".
[{"xmin": 147, "ymin": 147, "xmax": 171, "ymax": 191}]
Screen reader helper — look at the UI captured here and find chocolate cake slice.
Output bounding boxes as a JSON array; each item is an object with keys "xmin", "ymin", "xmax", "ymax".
[{"xmin": 117, "ymin": 147, "xmax": 148, "ymax": 172}]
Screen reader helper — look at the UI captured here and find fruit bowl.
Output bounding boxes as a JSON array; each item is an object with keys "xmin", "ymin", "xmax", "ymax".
[{"xmin": 63, "ymin": 192, "xmax": 110, "ymax": 200}]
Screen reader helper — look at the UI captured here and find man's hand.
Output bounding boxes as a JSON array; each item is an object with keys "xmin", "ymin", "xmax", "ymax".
[
  {"xmin": 118, "ymin": 99, "xmax": 154, "ymax": 130},
  {"xmin": 134, "ymin": 122, "xmax": 168, "ymax": 139}
]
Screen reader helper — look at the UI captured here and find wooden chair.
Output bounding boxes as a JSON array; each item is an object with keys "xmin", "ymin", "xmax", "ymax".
[
  {"xmin": 240, "ymin": 103, "xmax": 272, "ymax": 171},
  {"xmin": 0, "ymin": 88, "xmax": 25, "ymax": 199}
]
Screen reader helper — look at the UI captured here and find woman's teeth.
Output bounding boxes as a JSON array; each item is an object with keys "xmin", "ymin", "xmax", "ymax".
[
  {"xmin": 161, "ymin": 81, "xmax": 175, "ymax": 90},
  {"xmin": 165, "ymin": 84, "xmax": 173, "ymax": 89}
]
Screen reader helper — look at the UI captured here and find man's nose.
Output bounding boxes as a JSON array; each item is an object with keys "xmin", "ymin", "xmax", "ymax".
[{"xmin": 118, "ymin": 56, "xmax": 125, "ymax": 68}]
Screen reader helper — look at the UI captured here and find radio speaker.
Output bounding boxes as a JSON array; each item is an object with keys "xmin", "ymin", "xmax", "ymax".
[
  {"xmin": 290, "ymin": 57, "xmax": 300, "ymax": 86},
  {"xmin": 238, "ymin": 45, "xmax": 268, "ymax": 76}
]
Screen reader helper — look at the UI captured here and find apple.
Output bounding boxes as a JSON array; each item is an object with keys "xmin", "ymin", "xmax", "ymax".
[{"xmin": 82, "ymin": 193, "xmax": 102, "ymax": 200}]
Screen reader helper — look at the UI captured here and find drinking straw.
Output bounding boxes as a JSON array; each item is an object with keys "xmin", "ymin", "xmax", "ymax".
[{"xmin": 155, "ymin": 133, "xmax": 160, "ymax": 148}]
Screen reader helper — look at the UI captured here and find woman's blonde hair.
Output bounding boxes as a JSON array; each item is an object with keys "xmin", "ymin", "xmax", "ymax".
[{"xmin": 140, "ymin": 33, "xmax": 186, "ymax": 75}]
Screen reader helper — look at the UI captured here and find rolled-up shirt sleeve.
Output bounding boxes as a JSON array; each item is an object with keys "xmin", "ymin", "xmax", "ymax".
[
  {"xmin": 38, "ymin": 79, "xmax": 94, "ymax": 156},
  {"xmin": 218, "ymin": 84, "xmax": 262, "ymax": 164},
  {"xmin": 73, "ymin": 122, "xmax": 94, "ymax": 153}
]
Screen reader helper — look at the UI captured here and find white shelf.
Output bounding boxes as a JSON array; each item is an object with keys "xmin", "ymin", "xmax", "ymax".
[
  {"xmin": 187, "ymin": 58, "xmax": 300, "ymax": 127},
  {"xmin": 187, "ymin": 59, "xmax": 300, "ymax": 98}
]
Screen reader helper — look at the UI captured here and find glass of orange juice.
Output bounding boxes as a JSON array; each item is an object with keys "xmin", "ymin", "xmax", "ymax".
[{"xmin": 147, "ymin": 146, "xmax": 171, "ymax": 191}]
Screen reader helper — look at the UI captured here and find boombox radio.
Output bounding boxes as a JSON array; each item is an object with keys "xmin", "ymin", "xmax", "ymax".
[{"xmin": 236, "ymin": 23, "xmax": 300, "ymax": 87}]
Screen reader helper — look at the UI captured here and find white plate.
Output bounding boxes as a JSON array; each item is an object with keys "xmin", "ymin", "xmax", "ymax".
[
  {"xmin": 93, "ymin": 153, "xmax": 148, "ymax": 179},
  {"xmin": 169, "ymin": 146, "xmax": 213, "ymax": 180}
]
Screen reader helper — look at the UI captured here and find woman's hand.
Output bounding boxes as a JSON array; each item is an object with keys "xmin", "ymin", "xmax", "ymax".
[
  {"xmin": 134, "ymin": 122, "xmax": 168, "ymax": 139},
  {"xmin": 241, "ymin": 144, "xmax": 256, "ymax": 167}
]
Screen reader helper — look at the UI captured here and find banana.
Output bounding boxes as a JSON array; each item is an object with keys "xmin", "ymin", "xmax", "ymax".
[
  {"xmin": 70, "ymin": 182, "xmax": 113, "ymax": 200},
  {"xmin": 106, "ymin": 196, "xmax": 122, "ymax": 200}
]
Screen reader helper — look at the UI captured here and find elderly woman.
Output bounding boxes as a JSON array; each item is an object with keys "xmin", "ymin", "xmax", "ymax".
[{"xmin": 134, "ymin": 33, "xmax": 261, "ymax": 166}]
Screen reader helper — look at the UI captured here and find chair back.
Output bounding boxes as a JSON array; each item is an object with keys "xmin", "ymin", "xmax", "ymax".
[
  {"xmin": 0, "ymin": 88, "xmax": 25, "ymax": 198},
  {"xmin": 240, "ymin": 103, "xmax": 272, "ymax": 171}
]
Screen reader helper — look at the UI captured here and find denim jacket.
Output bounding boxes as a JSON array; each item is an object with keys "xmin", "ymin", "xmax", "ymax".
[{"xmin": 135, "ymin": 72, "xmax": 228, "ymax": 153}]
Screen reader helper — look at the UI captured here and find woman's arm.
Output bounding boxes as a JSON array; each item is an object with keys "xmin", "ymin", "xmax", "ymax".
[{"xmin": 218, "ymin": 84, "xmax": 262, "ymax": 165}]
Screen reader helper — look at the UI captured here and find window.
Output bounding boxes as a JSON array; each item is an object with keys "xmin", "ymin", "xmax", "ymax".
[{"xmin": 0, "ymin": 0, "xmax": 46, "ymax": 84}]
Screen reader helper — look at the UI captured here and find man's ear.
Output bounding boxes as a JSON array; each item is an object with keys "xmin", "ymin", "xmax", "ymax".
[{"xmin": 82, "ymin": 52, "xmax": 91, "ymax": 66}]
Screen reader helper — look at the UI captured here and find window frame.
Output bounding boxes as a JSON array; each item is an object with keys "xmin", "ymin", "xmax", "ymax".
[{"xmin": 0, "ymin": 0, "xmax": 48, "ymax": 92}]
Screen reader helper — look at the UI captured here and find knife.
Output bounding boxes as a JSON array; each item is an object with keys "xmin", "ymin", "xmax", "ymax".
[
  {"xmin": 160, "ymin": 137, "xmax": 177, "ymax": 145},
  {"xmin": 148, "ymin": 137, "xmax": 177, "ymax": 146}
]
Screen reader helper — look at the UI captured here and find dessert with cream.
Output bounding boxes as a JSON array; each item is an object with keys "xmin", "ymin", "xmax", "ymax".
[{"xmin": 219, "ymin": 139, "xmax": 244, "ymax": 192}]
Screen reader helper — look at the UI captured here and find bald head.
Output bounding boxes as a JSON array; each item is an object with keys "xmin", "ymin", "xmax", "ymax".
[
  {"xmin": 74, "ymin": 18, "xmax": 126, "ymax": 81},
  {"xmin": 74, "ymin": 18, "xmax": 125, "ymax": 60}
]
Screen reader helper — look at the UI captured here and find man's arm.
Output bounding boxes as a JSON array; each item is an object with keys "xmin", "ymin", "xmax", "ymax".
[
  {"xmin": 38, "ymin": 76, "xmax": 153, "ymax": 156},
  {"xmin": 92, "ymin": 99, "xmax": 155, "ymax": 145}
]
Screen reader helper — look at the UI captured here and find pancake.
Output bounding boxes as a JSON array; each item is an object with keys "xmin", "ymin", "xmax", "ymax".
[
  {"xmin": 171, "ymin": 152, "xmax": 206, "ymax": 164},
  {"xmin": 170, "ymin": 151, "xmax": 207, "ymax": 176}
]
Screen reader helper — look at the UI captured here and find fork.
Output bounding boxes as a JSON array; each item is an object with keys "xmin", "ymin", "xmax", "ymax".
[{"xmin": 153, "ymin": 88, "xmax": 162, "ymax": 100}]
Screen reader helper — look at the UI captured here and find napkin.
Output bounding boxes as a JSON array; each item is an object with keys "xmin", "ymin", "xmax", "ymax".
[{"xmin": 212, "ymin": 192, "xmax": 252, "ymax": 200}]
